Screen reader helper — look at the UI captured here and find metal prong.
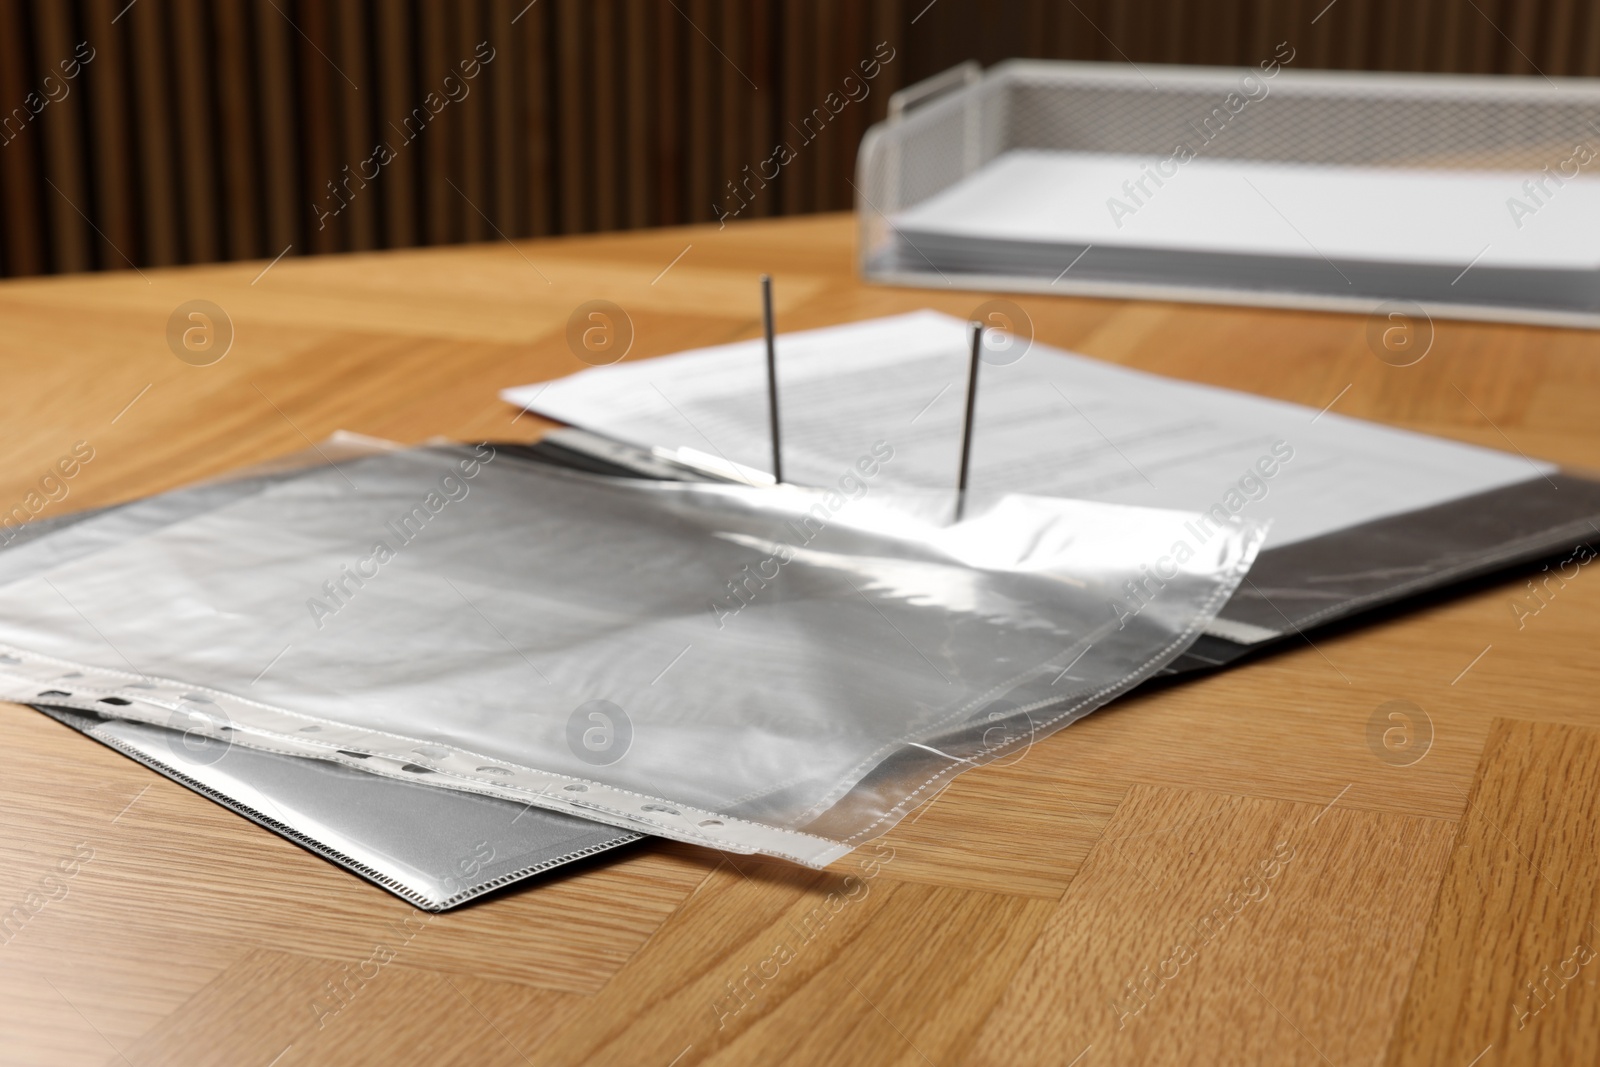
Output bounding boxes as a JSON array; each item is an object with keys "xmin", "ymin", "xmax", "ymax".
[
  {"xmin": 954, "ymin": 321, "xmax": 982, "ymax": 522},
  {"xmin": 761, "ymin": 274, "xmax": 782, "ymax": 484}
]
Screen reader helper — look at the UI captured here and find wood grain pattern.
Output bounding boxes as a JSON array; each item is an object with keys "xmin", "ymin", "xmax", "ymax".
[
  {"xmin": 968, "ymin": 787, "xmax": 1456, "ymax": 1066},
  {"xmin": 1386, "ymin": 718, "xmax": 1600, "ymax": 1067},
  {"xmin": 0, "ymin": 214, "xmax": 1596, "ymax": 1064},
  {"xmin": 119, "ymin": 950, "xmax": 585, "ymax": 1067},
  {"xmin": 871, "ymin": 771, "xmax": 1125, "ymax": 899}
]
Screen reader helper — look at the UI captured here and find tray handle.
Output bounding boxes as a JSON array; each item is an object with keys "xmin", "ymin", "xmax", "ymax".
[{"xmin": 886, "ymin": 60, "xmax": 982, "ymax": 123}]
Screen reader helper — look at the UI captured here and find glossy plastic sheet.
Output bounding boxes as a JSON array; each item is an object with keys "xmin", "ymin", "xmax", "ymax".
[
  {"xmin": 0, "ymin": 443, "xmax": 1261, "ymax": 865},
  {"xmin": 0, "ymin": 440, "xmax": 641, "ymax": 908}
]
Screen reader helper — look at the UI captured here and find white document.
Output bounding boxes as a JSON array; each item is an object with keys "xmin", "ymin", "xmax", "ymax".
[
  {"xmin": 503, "ymin": 310, "xmax": 1552, "ymax": 547},
  {"xmin": 894, "ymin": 150, "xmax": 1600, "ymax": 270}
]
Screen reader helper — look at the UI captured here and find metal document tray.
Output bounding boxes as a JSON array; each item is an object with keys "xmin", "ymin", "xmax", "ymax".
[{"xmin": 856, "ymin": 59, "xmax": 1600, "ymax": 328}]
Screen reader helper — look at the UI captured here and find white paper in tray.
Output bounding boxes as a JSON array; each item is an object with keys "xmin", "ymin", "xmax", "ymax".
[{"xmin": 893, "ymin": 149, "xmax": 1600, "ymax": 270}]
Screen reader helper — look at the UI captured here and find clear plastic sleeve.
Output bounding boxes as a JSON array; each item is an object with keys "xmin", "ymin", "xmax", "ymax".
[{"xmin": 0, "ymin": 443, "xmax": 1261, "ymax": 865}]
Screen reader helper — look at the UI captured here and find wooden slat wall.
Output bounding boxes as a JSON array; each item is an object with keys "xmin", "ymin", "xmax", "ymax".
[{"xmin": 0, "ymin": 0, "xmax": 1596, "ymax": 278}]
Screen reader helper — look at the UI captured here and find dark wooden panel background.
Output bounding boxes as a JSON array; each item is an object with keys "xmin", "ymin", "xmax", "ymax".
[{"xmin": 0, "ymin": 0, "xmax": 1595, "ymax": 278}]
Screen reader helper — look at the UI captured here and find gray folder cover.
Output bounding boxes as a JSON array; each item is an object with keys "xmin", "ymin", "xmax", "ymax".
[{"xmin": 34, "ymin": 705, "xmax": 639, "ymax": 910}]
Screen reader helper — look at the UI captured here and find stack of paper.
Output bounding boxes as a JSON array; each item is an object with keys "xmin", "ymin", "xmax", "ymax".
[
  {"xmin": 505, "ymin": 310, "xmax": 1543, "ymax": 545},
  {"xmin": 506, "ymin": 310, "xmax": 1600, "ymax": 661},
  {"xmin": 889, "ymin": 151, "xmax": 1600, "ymax": 313}
]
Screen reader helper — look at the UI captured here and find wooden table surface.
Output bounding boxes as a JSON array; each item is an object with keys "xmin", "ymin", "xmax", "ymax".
[{"xmin": 2, "ymin": 213, "xmax": 1598, "ymax": 1067}]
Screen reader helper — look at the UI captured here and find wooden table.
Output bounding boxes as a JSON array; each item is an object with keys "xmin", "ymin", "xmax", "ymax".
[{"xmin": 2, "ymin": 214, "xmax": 1598, "ymax": 1066}]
